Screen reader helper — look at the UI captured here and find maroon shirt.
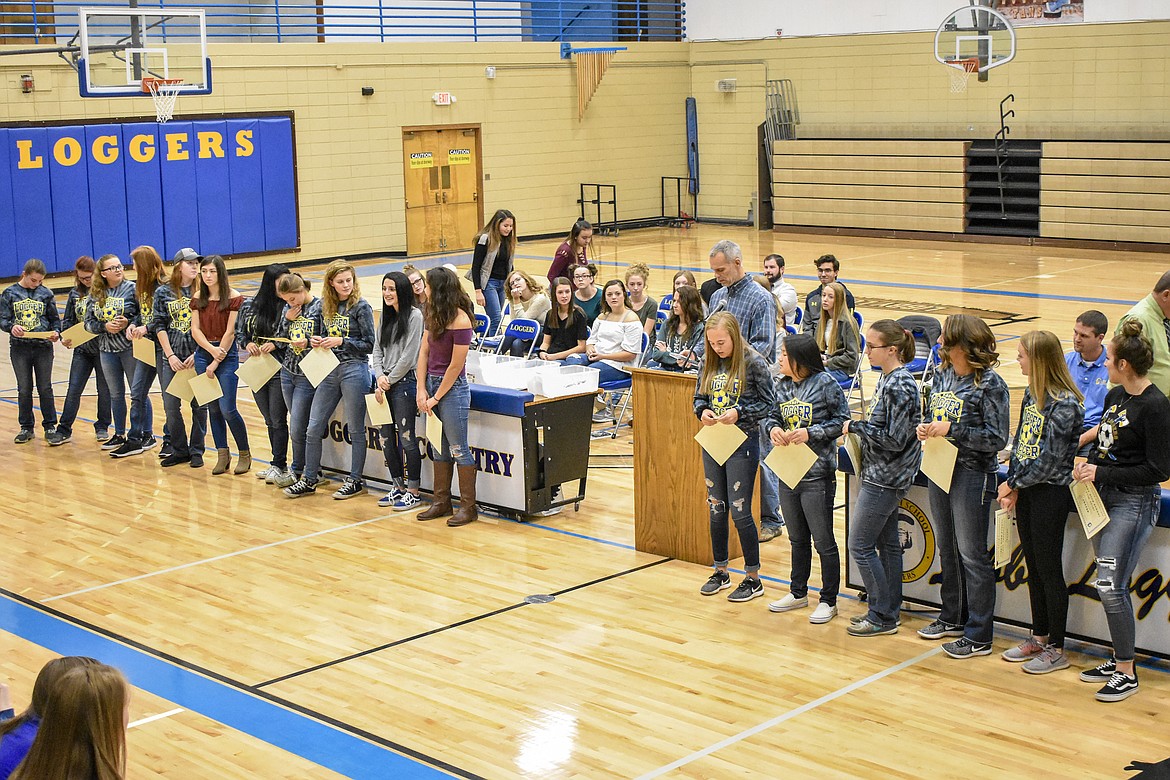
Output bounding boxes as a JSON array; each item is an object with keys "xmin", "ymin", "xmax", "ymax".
[
  {"xmin": 427, "ymin": 326, "xmax": 473, "ymax": 377},
  {"xmin": 193, "ymin": 295, "xmax": 243, "ymax": 342},
  {"xmin": 547, "ymin": 241, "xmax": 588, "ymax": 284}
]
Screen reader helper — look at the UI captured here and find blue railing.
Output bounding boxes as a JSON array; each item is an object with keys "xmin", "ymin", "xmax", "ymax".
[{"xmin": 0, "ymin": 1, "xmax": 685, "ymax": 44}]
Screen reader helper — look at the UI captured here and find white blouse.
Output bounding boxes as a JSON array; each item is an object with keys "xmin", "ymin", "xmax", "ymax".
[{"xmin": 587, "ymin": 316, "xmax": 644, "ymax": 369}]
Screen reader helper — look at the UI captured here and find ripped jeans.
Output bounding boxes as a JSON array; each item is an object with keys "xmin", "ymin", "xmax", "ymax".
[
  {"xmin": 426, "ymin": 374, "xmax": 474, "ymax": 466},
  {"xmin": 1092, "ymin": 484, "xmax": 1160, "ymax": 662},
  {"xmin": 702, "ymin": 432, "xmax": 761, "ymax": 574},
  {"xmin": 380, "ymin": 371, "xmax": 422, "ymax": 489}
]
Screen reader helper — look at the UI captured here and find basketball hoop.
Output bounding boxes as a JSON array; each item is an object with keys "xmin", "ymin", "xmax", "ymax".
[
  {"xmin": 142, "ymin": 76, "xmax": 183, "ymax": 123},
  {"xmin": 946, "ymin": 57, "xmax": 980, "ymax": 94}
]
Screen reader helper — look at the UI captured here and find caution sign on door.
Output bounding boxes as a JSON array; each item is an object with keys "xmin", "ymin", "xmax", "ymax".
[
  {"xmin": 447, "ymin": 148, "xmax": 471, "ymax": 166},
  {"xmin": 410, "ymin": 152, "xmax": 434, "ymax": 169}
]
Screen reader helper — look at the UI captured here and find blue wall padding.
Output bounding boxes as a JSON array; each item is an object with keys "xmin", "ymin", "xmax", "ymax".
[
  {"xmin": 192, "ymin": 120, "xmax": 234, "ymax": 255},
  {"xmin": 0, "ymin": 116, "xmax": 298, "ymax": 276},
  {"xmin": 258, "ymin": 118, "xmax": 297, "ymax": 251},
  {"xmin": 227, "ymin": 120, "xmax": 266, "ymax": 254},
  {"xmin": 8, "ymin": 127, "xmax": 58, "ymax": 274},
  {"xmin": 47, "ymin": 126, "xmax": 95, "ymax": 270},
  {"xmin": 0, "ymin": 131, "xmax": 21, "ymax": 278},
  {"xmin": 122, "ymin": 123, "xmax": 165, "ymax": 257},
  {"xmin": 85, "ymin": 124, "xmax": 131, "ymax": 264}
]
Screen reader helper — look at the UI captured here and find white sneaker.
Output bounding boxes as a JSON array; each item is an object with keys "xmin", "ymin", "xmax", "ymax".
[
  {"xmin": 255, "ymin": 466, "xmax": 275, "ymax": 481},
  {"xmin": 767, "ymin": 593, "xmax": 809, "ymax": 613},
  {"xmin": 809, "ymin": 602, "xmax": 838, "ymax": 624}
]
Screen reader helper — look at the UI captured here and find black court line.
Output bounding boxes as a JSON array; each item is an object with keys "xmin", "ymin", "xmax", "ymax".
[
  {"xmin": 989, "ymin": 315, "xmax": 1041, "ymax": 328},
  {"xmin": 0, "ymin": 587, "xmax": 486, "ymax": 780},
  {"xmin": 255, "ymin": 557, "xmax": 673, "ymax": 689}
]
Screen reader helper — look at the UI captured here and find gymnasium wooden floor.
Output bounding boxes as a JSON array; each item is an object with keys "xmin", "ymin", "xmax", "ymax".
[{"xmin": 2, "ymin": 225, "xmax": 1170, "ymax": 779}]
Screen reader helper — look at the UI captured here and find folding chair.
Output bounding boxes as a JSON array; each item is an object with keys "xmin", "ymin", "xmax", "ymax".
[
  {"xmin": 591, "ymin": 333, "xmax": 649, "ymax": 440},
  {"xmin": 494, "ymin": 318, "xmax": 542, "ymax": 358},
  {"xmin": 792, "ymin": 306, "xmax": 803, "ymax": 329},
  {"xmin": 896, "ymin": 315, "xmax": 943, "ymax": 378},
  {"xmin": 659, "ymin": 294, "xmax": 673, "ymax": 311},
  {"xmin": 838, "ymin": 332, "xmax": 867, "ymax": 411},
  {"xmin": 472, "ymin": 313, "xmax": 490, "ymax": 350}
]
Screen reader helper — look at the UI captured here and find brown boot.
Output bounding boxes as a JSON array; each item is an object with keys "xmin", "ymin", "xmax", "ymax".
[
  {"xmin": 417, "ymin": 461, "xmax": 453, "ymax": 520},
  {"xmin": 212, "ymin": 448, "xmax": 232, "ymax": 475},
  {"xmin": 233, "ymin": 450, "xmax": 252, "ymax": 475},
  {"xmin": 447, "ymin": 465, "xmax": 479, "ymax": 527}
]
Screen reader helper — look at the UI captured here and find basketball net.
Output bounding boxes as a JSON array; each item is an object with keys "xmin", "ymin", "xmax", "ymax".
[
  {"xmin": 948, "ymin": 58, "xmax": 980, "ymax": 94},
  {"xmin": 144, "ymin": 78, "xmax": 183, "ymax": 123}
]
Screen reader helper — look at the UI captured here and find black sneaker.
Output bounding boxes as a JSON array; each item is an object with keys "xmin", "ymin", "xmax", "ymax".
[
  {"xmin": 1079, "ymin": 658, "xmax": 1117, "ymax": 683},
  {"xmin": 161, "ymin": 453, "xmax": 191, "ymax": 467},
  {"xmin": 942, "ymin": 637, "xmax": 993, "ymax": 659},
  {"xmin": 332, "ymin": 478, "xmax": 365, "ymax": 500},
  {"xmin": 141, "ymin": 436, "xmax": 158, "ymax": 452},
  {"xmin": 101, "ymin": 434, "xmax": 126, "ymax": 451},
  {"xmin": 14, "ymin": 429, "xmax": 33, "ymax": 445},
  {"xmin": 699, "ymin": 570, "xmax": 732, "ymax": 596},
  {"xmin": 727, "ymin": 577, "xmax": 764, "ymax": 603},
  {"xmin": 46, "ymin": 430, "xmax": 68, "ymax": 446},
  {"xmin": 190, "ymin": 452, "xmax": 204, "ymax": 469},
  {"xmin": 1096, "ymin": 671, "xmax": 1139, "ymax": 702},
  {"xmin": 283, "ymin": 478, "xmax": 317, "ymax": 498},
  {"xmin": 917, "ymin": 619, "xmax": 965, "ymax": 640},
  {"xmin": 110, "ymin": 438, "xmax": 147, "ymax": 458},
  {"xmin": 158, "ymin": 443, "xmax": 173, "ymax": 459}
]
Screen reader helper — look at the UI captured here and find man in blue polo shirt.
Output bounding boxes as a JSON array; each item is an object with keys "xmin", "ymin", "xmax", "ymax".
[{"xmin": 1066, "ymin": 309, "xmax": 1108, "ymax": 454}]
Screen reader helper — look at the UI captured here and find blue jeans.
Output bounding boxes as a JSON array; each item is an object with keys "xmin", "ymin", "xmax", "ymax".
[
  {"xmin": 564, "ymin": 354, "xmax": 630, "ymax": 384},
  {"xmin": 380, "ymin": 372, "xmax": 422, "ymax": 489},
  {"xmin": 778, "ymin": 475, "xmax": 839, "ymax": 604},
  {"xmin": 481, "ymin": 277, "xmax": 506, "ymax": 336},
  {"xmin": 10, "ymin": 343, "xmax": 56, "ymax": 431},
  {"xmin": 281, "ymin": 369, "xmax": 316, "ymax": 478},
  {"xmin": 701, "ymin": 433, "xmax": 761, "ymax": 574},
  {"xmin": 157, "ymin": 355, "xmax": 207, "ymax": 458},
  {"xmin": 929, "ymin": 467, "xmax": 998, "ymax": 644},
  {"xmin": 253, "ymin": 374, "xmax": 289, "ymax": 470},
  {"xmin": 128, "ymin": 347, "xmax": 157, "ymax": 443},
  {"xmin": 1092, "ymin": 484, "xmax": 1160, "ymax": 662},
  {"xmin": 758, "ymin": 422, "xmax": 784, "ymax": 532},
  {"xmin": 426, "ymin": 374, "xmax": 474, "ymax": 466},
  {"xmin": 194, "ymin": 345, "xmax": 250, "ymax": 451},
  {"xmin": 58, "ymin": 345, "xmax": 112, "ymax": 436},
  {"xmin": 848, "ymin": 481, "xmax": 906, "ymax": 628},
  {"xmin": 99, "ymin": 348, "xmax": 137, "ymax": 436},
  {"xmin": 304, "ymin": 361, "xmax": 372, "ymax": 483}
]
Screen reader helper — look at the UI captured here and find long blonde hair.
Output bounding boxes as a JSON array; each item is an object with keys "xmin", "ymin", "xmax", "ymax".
[
  {"xmin": 699, "ymin": 311, "xmax": 747, "ymax": 396},
  {"xmin": 321, "ymin": 260, "xmax": 362, "ymax": 320},
  {"xmin": 816, "ymin": 282, "xmax": 856, "ymax": 354},
  {"xmin": 90, "ymin": 254, "xmax": 122, "ymax": 306},
  {"xmin": 10, "ymin": 663, "xmax": 129, "ymax": 780},
  {"xmin": 1021, "ymin": 330, "xmax": 1083, "ymax": 411}
]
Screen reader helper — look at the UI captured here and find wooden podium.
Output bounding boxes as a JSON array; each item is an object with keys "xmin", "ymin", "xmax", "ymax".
[{"xmin": 630, "ymin": 367, "xmax": 748, "ymax": 566}]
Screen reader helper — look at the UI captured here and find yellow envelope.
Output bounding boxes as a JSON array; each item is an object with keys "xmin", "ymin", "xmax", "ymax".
[
  {"xmin": 165, "ymin": 368, "xmax": 197, "ymax": 402},
  {"xmin": 365, "ymin": 393, "xmax": 393, "ymax": 426},
  {"xmin": 300, "ymin": 347, "xmax": 340, "ymax": 387},
  {"xmin": 994, "ymin": 507, "xmax": 1015, "ymax": 569},
  {"xmin": 237, "ymin": 352, "xmax": 282, "ymax": 390},
  {"xmin": 1070, "ymin": 481, "xmax": 1111, "ymax": 539},
  {"xmin": 261, "ymin": 336, "xmax": 294, "ymax": 343},
  {"xmin": 189, "ymin": 372, "xmax": 224, "ymax": 407},
  {"xmin": 693, "ymin": 423, "xmax": 747, "ymax": 466},
  {"xmin": 132, "ymin": 336, "xmax": 157, "ymax": 365},
  {"xmin": 842, "ymin": 432, "xmax": 862, "ymax": 474},
  {"xmin": 764, "ymin": 441, "xmax": 819, "ymax": 489},
  {"xmin": 19, "ymin": 330, "xmax": 55, "ymax": 339},
  {"xmin": 61, "ymin": 322, "xmax": 96, "ymax": 348},
  {"xmin": 426, "ymin": 410, "xmax": 444, "ymax": 451},
  {"xmin": 921, "ymin": 436, "xmax": 958, "ymax": 492}
]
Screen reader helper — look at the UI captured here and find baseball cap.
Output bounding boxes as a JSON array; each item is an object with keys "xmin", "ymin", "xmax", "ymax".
[{"xmin": 172, "ymin": 247, "xmax": 201, "ymax": 263}]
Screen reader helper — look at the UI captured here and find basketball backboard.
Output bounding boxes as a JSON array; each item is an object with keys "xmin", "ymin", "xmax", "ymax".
[
  {"xmin": 934, "ymin": 4, "xmax": 1016, "ymax": 78},
  {"xmin": 78, "ymin": 7, "xmax": 211, "ymax": 97}
]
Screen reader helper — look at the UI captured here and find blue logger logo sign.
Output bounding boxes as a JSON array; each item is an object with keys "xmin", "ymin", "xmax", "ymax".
[{"xmin": 897, "ymin": 496, "xmax": 936, "ymax": 583}]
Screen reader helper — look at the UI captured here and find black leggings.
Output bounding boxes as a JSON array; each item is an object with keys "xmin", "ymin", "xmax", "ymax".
[{"xmin": 1016, "ymin": 482, "xmax": 1074, "ymax": 647}]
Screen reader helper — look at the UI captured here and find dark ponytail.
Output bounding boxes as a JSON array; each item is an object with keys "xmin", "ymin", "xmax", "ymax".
[
  {"xmin": 1113, "ymin": 319, "xmax": 1155, "ymax": 376},
  {"xmin": 869, "ymin": 319, "xmax": 915, "ymax": 364}
]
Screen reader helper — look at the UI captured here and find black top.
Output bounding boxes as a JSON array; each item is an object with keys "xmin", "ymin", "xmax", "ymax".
[
  {"xmin": 1089, "ymin": 383, "xmax": 1170, "ymax": 487},
  {"xmin": 544, "ymin": 309, "xmax": 589, "ymax": 354}
]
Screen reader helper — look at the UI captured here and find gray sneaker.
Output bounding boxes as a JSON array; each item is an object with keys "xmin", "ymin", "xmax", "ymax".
[
  {"xmin": 1022, "ymin": 645, "xmax": 1070, "ymax": 675},
  {"xmin": 1002, "ymin": 636, "xmax": 1046, "ymax": 662},
  {"xmin": 847, "ymin": 618, "xmax": 898, "ymax": 637},
  {"xmin": 758, "ymin": 524, "xmax": 783, "ymax": 543},
  {"xmin": 274, "ymin": 469, "xmax": 298, "ymax": 488},
  {"xmin": 917, "ymin": 619, "xmax": 965, "ymax": 640},
  {"xmin": 699, "ymin": 570, "xmax": 732, "ymax": 596},
  {"xmin": 851, "ymin": 614, "xmax": 902, "ymax": 627}
]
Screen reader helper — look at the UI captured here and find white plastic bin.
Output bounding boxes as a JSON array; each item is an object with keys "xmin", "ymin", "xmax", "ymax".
[
  {"xmin": 479, "ymin": 357, "xmax": 545, "ymax": 390},
  {"xmin": 529, "ymin": 364, "xmax": 601, "ymax": 398}
]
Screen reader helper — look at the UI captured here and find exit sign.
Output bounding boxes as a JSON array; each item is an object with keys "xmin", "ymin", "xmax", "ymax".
[{"xmin": 432, "ymin": 91, "xmax": 453, "ymax": 106}]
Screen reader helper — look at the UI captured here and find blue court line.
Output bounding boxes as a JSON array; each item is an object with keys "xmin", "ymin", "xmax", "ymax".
[{"xmin": 0, "ymin": 590, "xmax": 469, "ymax": 779}]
